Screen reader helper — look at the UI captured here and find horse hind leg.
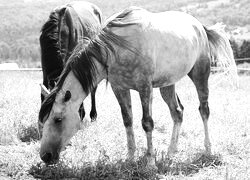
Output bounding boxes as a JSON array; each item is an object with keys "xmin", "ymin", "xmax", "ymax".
[
  {"xmin": 188, "ymin": 56, "xmax": 211, "ymax": 154},
  {"xmin": 111, "ymin": 86, "xmax": 136, "ymax": 160},
  {"xmin": 160, "ymin": 85, "xmax": 184, "ymax": 156}
]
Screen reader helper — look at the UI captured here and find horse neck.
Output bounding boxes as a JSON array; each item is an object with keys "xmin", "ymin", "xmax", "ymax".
[
  {"xmin": 92, "ymin": 54, "xmax": 108, "ymax": 86},
  {"xmin": 92, "ymin": 40, "xmax": 111, "ymax": 81},
  {"xmin": 58, "ymin": 57, "xmax": 106, "ymax": 107}
]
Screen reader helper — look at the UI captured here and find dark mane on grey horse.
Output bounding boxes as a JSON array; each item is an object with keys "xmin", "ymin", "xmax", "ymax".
[
  {"xmin": 40, "ymin": 10, "xmax": 61, "ymax": 51},
  {"xmin": 106, "ymin": 6, "xmax": 142, "ymax": 27},
  {"xmin": 39, "ymin": 7, "xmax": 141, "ymax": 123},
  {"xmin": 40, "ymin": 9, "xmax": 65, "ymax": 86}
]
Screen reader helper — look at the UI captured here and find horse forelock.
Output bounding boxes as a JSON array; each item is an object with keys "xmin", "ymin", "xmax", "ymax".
[{"xmin": 39, "ymin": 89, "xmax": 57, "ymax": 123}]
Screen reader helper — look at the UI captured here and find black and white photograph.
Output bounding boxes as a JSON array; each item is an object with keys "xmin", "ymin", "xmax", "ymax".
[{"xmin": 0, "ymin": 0, "xmax": 249, "ymax": 179}]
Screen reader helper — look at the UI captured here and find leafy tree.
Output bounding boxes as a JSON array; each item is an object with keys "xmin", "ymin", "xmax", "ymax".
[
  {"xmin": 229, "ymin": 39, "xmax": 240, "ymax": 59},
  {"xmin": 239, "ymin": 40, "xmax": 250, "ymax": 58},
  {"xmin": 0, "ymin": 42, "xmax": 10, "ymax": 60}
]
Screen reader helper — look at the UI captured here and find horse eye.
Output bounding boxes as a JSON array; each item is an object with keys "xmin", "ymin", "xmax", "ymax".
[
  {"xmin": 64, "ymin": 90, "xmax": 71, "ymax": 102},
  {"xmin": 54, "ymin": 117, "xmax": 62, "ymax": 124}
]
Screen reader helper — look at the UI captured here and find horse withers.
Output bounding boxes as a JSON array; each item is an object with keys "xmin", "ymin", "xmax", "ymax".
[
  {"xmin": 39, "ymin": 1, "xmax": 102, "ymax": 138},
  {"xmin": 39, "ymin": 7, "xmax": 238, "ymax": 167}
]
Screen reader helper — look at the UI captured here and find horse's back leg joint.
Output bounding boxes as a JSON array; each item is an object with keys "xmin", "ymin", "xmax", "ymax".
[{"xmin": 199, "ymin": 101, "xmax": 210, "ymax": 120}]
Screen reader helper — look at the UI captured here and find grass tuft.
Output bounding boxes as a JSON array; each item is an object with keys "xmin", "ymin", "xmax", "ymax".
[
  {"xmin": 156, "ymin": 153, "xmax": 223, "ymax": 176},
  {"xmin": 17, "ymin": 124, "xmax": 40, "ymax": 143}
]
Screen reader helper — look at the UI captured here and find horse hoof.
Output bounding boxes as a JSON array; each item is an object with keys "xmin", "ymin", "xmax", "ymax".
[
  {"xmin": 90, "ymin": 112, "xmax": 97, "ymax": 122},
  {"xmin": 127, "ymin": 154, "xmax": 135, "ymax": 162},
  {"xmin": 167, "ymin": 147, "xmax": 178, "ymax": 157},
  {"xmin": 145, "ymin": 163, "xmax": 158, "ymax": 171},
  {"xmin": 205, "ymin": 148, "xmax": 212, "ymax": 155},
  {"xmin": 91, "ymin": 116, "xmax": 97, "ymax": 122},
  {"xmin": 143, "ymin": 154, "xmax": 157, "ymax": 171}
]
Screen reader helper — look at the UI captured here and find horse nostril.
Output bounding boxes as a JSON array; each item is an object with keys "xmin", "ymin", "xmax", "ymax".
[{"xmin": 41, "ymin": 152, "xmax": 52, "ymax": 163}]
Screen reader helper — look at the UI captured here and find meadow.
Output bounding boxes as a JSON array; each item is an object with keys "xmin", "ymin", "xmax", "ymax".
[{"xmin": 0, "ymin": 70, "xmax": 249, "ymax": 179}]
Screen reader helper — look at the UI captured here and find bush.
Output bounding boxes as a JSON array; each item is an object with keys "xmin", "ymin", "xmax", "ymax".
[{"xmin": 17, "ymin": 124, "xmax": 40, "ymax": 143}]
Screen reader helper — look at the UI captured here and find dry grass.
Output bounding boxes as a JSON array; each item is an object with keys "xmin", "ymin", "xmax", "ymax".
[{"xmin": 0, "ymin": 70, "xmax": 249, "ymax": 179}]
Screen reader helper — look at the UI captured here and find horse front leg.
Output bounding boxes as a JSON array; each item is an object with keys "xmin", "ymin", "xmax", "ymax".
[
  {"xmin": 111, "ymin": 86, "xmax": 136, "ymax": 160},
  {"xmin": 90, "ymin": 87, "xmax": 97, "ymax": 122},
  {"xmin": 139, "ymin": 84, "xmax": 156, "ymax": 169}
]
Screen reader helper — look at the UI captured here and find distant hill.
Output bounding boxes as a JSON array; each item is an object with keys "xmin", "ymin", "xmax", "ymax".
[{"xmin": 0, "ymin": 0, "xmax": 249, "ymax": 67}]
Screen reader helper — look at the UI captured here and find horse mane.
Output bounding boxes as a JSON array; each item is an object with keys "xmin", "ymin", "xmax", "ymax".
[
  {"xmin": 40, "ymin": 9, "xmax": 61, "ymax": 43},
  {"xmin": 106, "ymin": 6, "xmax": 142, "ymax": 28},
  {"xmin": 40, "ymin": 8, "xmax": 66, "ymax": 81},
  {"xmin": 39, "ymin": 7, "xmax": 142, "ymax": 122},
  {"xmin": 65, "ymin": 4, "xmax": 102, "ymax": 41}
]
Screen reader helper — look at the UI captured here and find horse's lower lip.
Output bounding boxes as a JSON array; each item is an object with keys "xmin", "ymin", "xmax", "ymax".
[
  {"xmin": 45, "ymin": 161, "xmax": 55, "ymax": 165},
  {"xmin": 45, "ymin": 157, "xmax": 59, "ymax": 165}
]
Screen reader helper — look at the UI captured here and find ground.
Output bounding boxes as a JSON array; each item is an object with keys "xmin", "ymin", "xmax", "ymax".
[{"xmin": 0, "ymin": 70, "xmax": 249, "ymax": 179}]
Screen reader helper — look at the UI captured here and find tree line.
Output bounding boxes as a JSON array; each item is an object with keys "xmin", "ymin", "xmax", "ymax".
[
  {"xmin": 0, "ymin": 0, "xmax": 249, "ymax": 67},
  {"xmin": 230, "ymin": 39, "xmax": 250, "ymax": 59}
]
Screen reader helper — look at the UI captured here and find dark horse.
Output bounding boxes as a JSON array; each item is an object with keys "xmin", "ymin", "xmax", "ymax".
[
  {"xmin": 39, "ymin": 7, "xmax": 238, "ymax": 167},
  {"xmin": 39, "ymin": 1, "xmax": 102, "ymax": 135}
]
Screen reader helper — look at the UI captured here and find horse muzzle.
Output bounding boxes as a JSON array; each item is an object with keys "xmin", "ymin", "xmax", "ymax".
[
  {"xmin": 40, "ymin": 150, "xmax": 60, "ymax": 164},
  {"xmin": 40, "ymin": 140, "xmax": 61, "ymax": 164}
]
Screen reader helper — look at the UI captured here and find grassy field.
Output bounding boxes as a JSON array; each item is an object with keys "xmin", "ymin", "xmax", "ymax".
[{"xmin": 0, "ymin": 70, "xmax": 249, "ymax": 179}]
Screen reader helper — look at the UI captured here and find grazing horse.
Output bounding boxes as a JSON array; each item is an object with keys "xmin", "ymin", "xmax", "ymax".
[
  {"xmin": 39, "ymin": 1, "xmax": 102, "ymax": 135},
  {"xmin": 38, "ymin": 7, "xmax": 238, "ymax": 167}
]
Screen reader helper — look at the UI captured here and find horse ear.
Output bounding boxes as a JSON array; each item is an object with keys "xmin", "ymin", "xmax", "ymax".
[{"xmin": 40, "ymin": 84, "xmax": 50, "ymax": 97}]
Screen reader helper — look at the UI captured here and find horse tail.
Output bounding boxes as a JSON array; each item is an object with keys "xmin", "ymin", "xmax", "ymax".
[{"xmin": 204, "ymin": 23, "xmax": 239, "ymax": 87}]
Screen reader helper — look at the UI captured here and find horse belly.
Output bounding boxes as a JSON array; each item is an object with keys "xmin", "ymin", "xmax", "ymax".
[{"xmin": 152, "ymin": 57, "xmax": 196, "ymax": 88}]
